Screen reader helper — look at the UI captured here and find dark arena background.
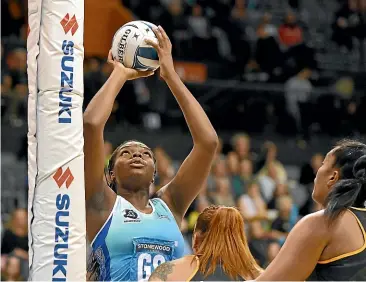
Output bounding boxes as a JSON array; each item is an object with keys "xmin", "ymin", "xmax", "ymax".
[{"xmin": 1, "ymin": 0, "xmax": 366, "ymax": 280}]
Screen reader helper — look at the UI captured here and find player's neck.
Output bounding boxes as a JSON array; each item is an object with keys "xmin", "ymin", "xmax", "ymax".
[{"xmin": 118, "ymin": 188, "xmax": 151, "ymax": 211}]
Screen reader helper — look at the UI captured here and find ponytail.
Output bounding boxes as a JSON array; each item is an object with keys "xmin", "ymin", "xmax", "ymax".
[
  {"xmin": 196, "ymin": 206, "xmax": 262, "ymax": 280},
  {"xmin": 325, "ymin": 152, "xmax": 366, "ymax": 223}
]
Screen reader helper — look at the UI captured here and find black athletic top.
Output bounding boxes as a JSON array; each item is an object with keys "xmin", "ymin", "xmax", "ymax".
[
  {"xmin": 307, "ymin": 208, "xmax": 366, "ymax": 281},
  {"xmin": 188, "ymin": 256, "xmax": 244, "ymax": 281}
]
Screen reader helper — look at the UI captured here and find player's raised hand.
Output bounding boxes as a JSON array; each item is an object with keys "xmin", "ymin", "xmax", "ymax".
[
  {"xmin": 107, "ymin": 50, "xmax": 154, "ymax": 81},
  {"xmin": 145, "ymin": 26, "xmax": 175, "ymax": 81}
]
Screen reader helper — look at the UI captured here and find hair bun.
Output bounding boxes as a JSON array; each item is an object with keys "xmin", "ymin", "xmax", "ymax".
[{"xmin": 353, "ymin": 155, "xmax": 366, "ymax": 182}]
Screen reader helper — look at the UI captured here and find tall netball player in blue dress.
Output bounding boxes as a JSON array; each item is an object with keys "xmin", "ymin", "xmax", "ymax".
[{"xmin": 84, "ymin": 26, "xmax": 218, "ymax": 281}]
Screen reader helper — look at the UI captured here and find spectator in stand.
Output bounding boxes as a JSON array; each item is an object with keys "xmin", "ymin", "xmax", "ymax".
[
  {"xmin": 2, "ymin": 47, "xmax": 27, "ymax": 125},
  {"xmin": 331, "ymin": 0, "xmax": 366, "ymax": 51},
  {"xmin": 279, "ymin": 12, "xmax": 316, "ymax": 74},
  {"xmin": 1, "ymin": 209, "xmax": 29, "ymax": 280},
  {"xmin": 257, "ymin": 142, "xmax": 288, "ymax": 184},
  {"xmin": 232, "ymin": 158, "xmax": 254, "ymax": 198},
  {"xmin": 187, "ymin": 4, "xmax": 218, "ymax": 60},
  {"xmin": 262, "ymin": 12, "xmax": 278, "ymax": 38},
  {"xmin": 1, "ymin": 209, "xmax": 28, "ymax": 258},
  {"xmin": 278, "ymin": 11, "xmax": 303, "ymax": 49},
  {"xmin": 5, "ymin": 48, "xmax": 27, "ymax": 88},
  {"xmin": 231, "ymin": 133, "xmax": 253, "ymax": 161},
  {"xmin": 226, "ymin": 151, "xmax": 241, "ymax": 197},
  {"xmin": 238, "ymin": 181, "xmax": 268, "ymax": 223},
  {"xmin": 208, "ymin": 157, "xmax": 227, "ymax": 191},
  {"xmin": 285, "ymin": 68, "xmax": 313, "ymax": 138},
  {"xmin": 254, "ymin": 23, "xmax": 283, "ymax": 79},
  {"xmin": 157, "ymin": 0, "xmax": 189, "ymax": 57},
  {"xmin": 212, "ymin": 177, "xmax": 236, "ymax": 207},
  {"xmin": 270, "ymin": 195, "xmax": 299, "ymax": 246},
  {"xmin": 226, "ymin": 0, "xmax": 252, "ymax": 75},
  {"xmin": 238, "ymin": 181, "xmax": 270, "ymax": 266},
  {"xmin": 284, "ymin": 68, "xmax": 313, "ymax": 138},
  {"xmin": 1, "ymin": 73, "xmax": 13, "ymax": 119},
  {"xmin": 231, "ymin": 0, "xmax": 246, "ymax": 22},
  {"xmin": 1, "ymin": 255, "xmax": 24, "ymax": 281},
  {"xmin": 267, "ymin": 183, "xmax": 289, "ymax": 209},
  {"xmin": 227, "ymin": 151, "xmax": 240, "ymax": 177},
  {"xmin": 1, "ymin": 0, "xmax": 26, "ymax": 37}
]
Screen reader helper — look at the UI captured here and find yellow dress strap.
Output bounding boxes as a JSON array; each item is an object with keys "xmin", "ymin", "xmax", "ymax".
[
  {"xmin": 318, "ymin": 209, "xmax": 366, "ymax": 264},
  {"xmin": 186, "ymin": 255, "xmax": 200, "ymax": 282}
]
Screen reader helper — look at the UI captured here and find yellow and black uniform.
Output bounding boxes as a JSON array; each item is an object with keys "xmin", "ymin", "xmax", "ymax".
[
  {"xmin": 308, "ymin": 208, "xmax": 366, "ymax": 281},
  {"xmin": 187, "ymin": 256, "xmax": 244, "ymax": 282}
]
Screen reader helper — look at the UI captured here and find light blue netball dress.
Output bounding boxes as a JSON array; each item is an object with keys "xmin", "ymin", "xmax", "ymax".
[{"xmin": 91, "ymin": 196, "xmax": 185, "ymax": 281}]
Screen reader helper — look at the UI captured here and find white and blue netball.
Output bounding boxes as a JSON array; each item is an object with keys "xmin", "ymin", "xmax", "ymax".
[{"xmin": 111, "ymin": 20, "xmax": 160, "ymax": 71}]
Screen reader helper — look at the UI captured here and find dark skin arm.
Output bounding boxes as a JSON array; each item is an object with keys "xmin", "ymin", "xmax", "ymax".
[
  {"xmin": 256, "ymin": 211, "xmax": 330, "ymax": 281},
  {"xmin": 83, "ymin": 52, "xmax": 153, "ymax": 239},
  {"xmin": 146, "ymin": 26, "xmax": 218, "ymax": 224}
]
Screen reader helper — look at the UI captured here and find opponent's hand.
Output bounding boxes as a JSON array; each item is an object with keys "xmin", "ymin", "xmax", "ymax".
[
  {"xmin": 107, "ymin": 50, "xmax": 154, "ymax": 81},
  {"xmin": 145, "ymin": 26, "xmax": 175, "ymax": 81}
]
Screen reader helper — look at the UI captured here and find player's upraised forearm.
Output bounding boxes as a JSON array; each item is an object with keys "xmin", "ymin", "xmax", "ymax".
[
  {"xmin": 165, "ymin": 72, "xmax": 218, "ymax": 149},
  {"xmin": 83, "ymin": 69, "xmax": 126, "ymax": 128}
]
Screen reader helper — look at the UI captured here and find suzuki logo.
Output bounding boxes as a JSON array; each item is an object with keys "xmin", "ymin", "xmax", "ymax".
[
  {"xmin": 53, "ymin": 167, "xmax": 74, "ymax": 189},
  {"xmin": 60, "ymin": 14, "xmax": 79, "ymax": 36}
]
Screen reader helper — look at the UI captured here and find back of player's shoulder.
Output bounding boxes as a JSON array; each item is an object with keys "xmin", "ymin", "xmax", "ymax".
[
  {"xmin": 297, "ymin": 209, "xmax": 355, "ymax": 239},
  {"xmin": 150, "ymin": 255, "xmax": 197, "ymax": 282},
  {"xmin": 294, "ymin": 210, "xmax": 331, "ymax": 237}
]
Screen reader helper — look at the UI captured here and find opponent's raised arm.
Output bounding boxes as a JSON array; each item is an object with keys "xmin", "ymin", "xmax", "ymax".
[
  {"xmin": 146, "ymin": 26, "xmax": 218, "ymax": 222},
  {"xmin": 83, "ymin": 52, "xmax": 153, "ymax": 202}
]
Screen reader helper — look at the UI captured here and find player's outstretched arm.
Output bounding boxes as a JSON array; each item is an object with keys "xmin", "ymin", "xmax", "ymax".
[
  {"xmin": 146, "ymin": 26, "xmax": 218, "ymax": 223},
  {"xmin": 256, "ymin": 211, "xmax": 330, "ymax": 281},
  {"xmin": 83, "ymin": 53, "xmax": 153, "ymax": 203}
]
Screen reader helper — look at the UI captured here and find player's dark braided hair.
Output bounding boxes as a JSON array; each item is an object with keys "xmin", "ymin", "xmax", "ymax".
[
  {"xmin": 325, "ymin": 139, "xmax": 366, "ymax": 223},
  {"xmin": 104, "ymin": 140, "xmax": 157, "ymax": 193}
]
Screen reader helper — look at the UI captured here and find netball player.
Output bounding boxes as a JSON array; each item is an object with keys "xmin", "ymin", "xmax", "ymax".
[
  {"xmin": 84, "ymin": 26, "xmax": 218, "ymax": 281},
  {"xmin": 256, "ymin": 140, "xmax": 366, "ymax": 281},
  {"xmin": 149, "ymin": 205, "xmax": 263, "ymax": 281}
]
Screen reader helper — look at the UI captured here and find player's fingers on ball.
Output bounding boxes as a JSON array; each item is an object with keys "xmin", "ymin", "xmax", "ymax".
[
  {"xmin": 144, "ymin": 39, "xmax": 159, "ymax": 50},
  {"xmin": 107, "ymin": 50, "xmax": 114, "ymax": 63},
  {"xmin": 144, "ymin": 71, "xmax": 154, "ymax": 77},
  {"xmin": 136, "ymin": 70, "xmax": 154, "ymax": 78},
  {"xmin": 158, "ymin": 26, "xmax": 169, "ymax": 41},
  {"xmin": 152, "ymin": 27, "xmax": 163, "ymax": 45}
]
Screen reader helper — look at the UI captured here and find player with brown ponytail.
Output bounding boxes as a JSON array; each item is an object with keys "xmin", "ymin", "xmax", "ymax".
[{"xmin": 149, "ymin": 205, "xmax": 262, "ymax": 281}]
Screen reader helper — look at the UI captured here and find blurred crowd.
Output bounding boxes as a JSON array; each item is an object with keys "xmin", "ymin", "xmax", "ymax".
[
  {"xmin": 2, "ymin": 0, "xmax": 366, "ymax": 138},
  {"xmin": 124, "ymin": 0, "xmax": 366, "ymax": 79}
]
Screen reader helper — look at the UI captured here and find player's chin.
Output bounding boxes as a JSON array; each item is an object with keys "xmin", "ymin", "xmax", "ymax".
[{"xmin": 128, "ymin": 166, "xmax": 146, "ymax": 174}]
